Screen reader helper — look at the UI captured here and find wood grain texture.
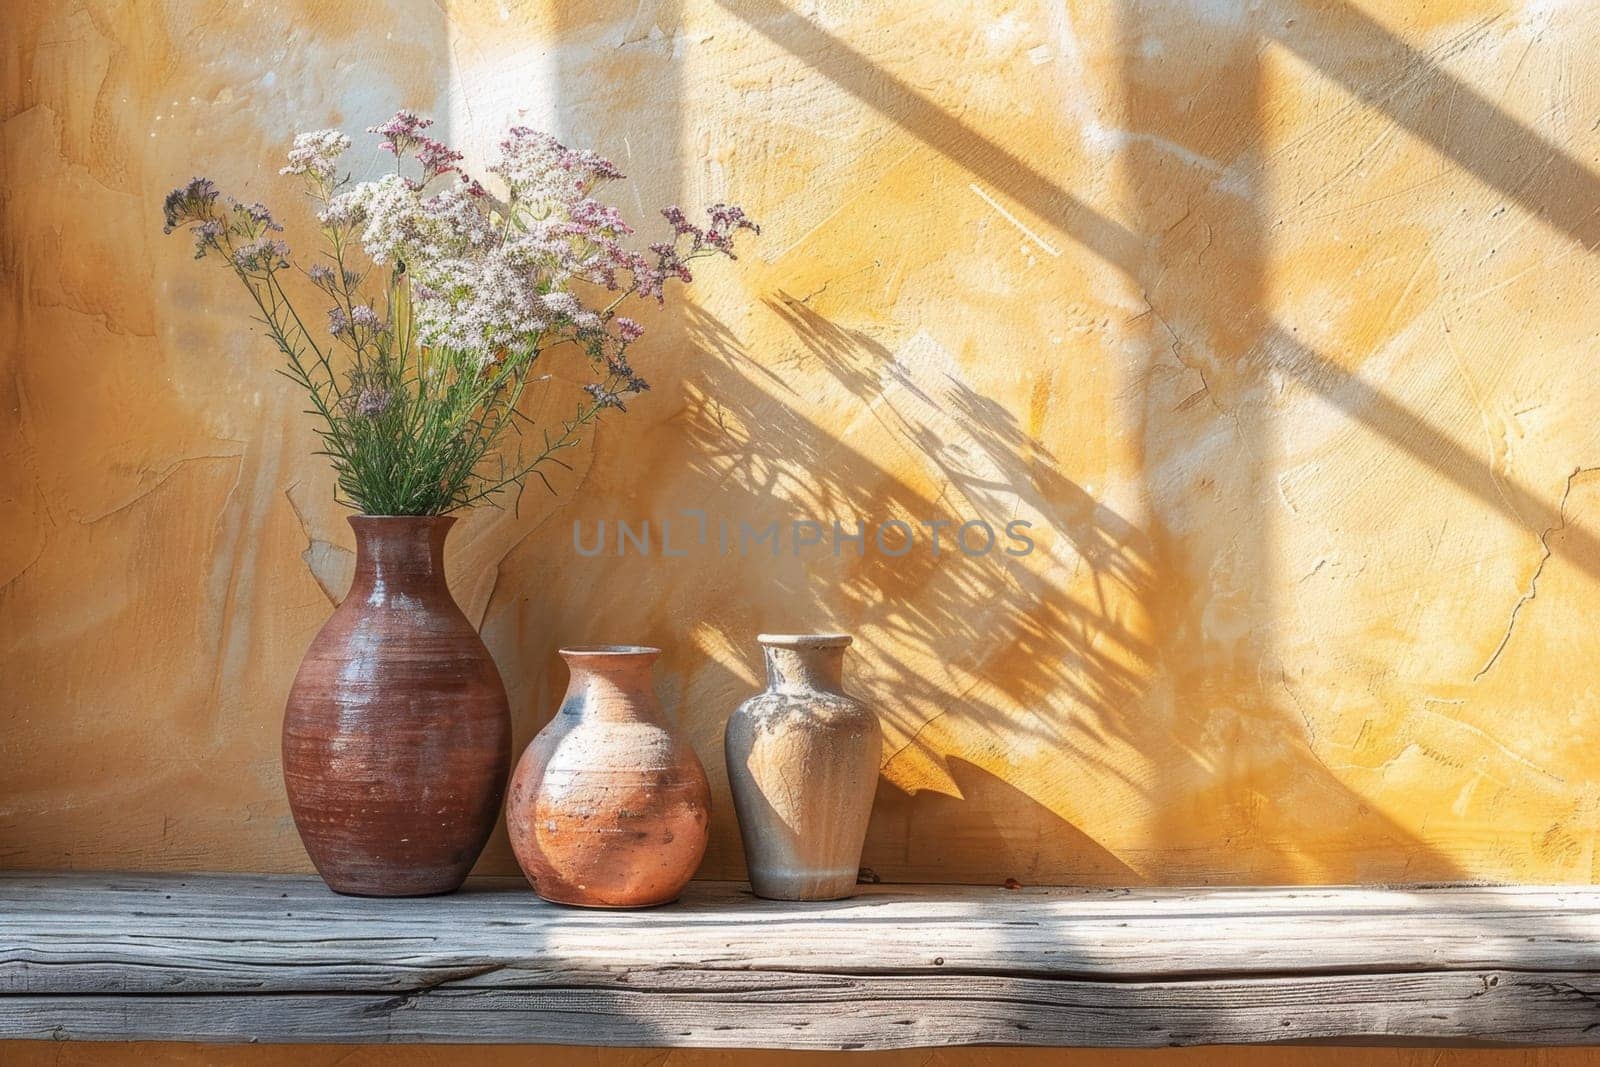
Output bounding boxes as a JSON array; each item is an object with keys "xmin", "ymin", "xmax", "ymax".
[
  {"xmin": 8, "ymin": 1048, "xmax": 1600, "ymax": 1067},
  {"xmin": 7, "ymin": 872, "xmax": 1600, "ymax": 1047}
]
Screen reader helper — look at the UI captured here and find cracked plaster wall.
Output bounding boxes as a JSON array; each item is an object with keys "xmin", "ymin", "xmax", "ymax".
[{"xmin": 7, "ymin": 0, "xmax": 1600, "ymax": 895}]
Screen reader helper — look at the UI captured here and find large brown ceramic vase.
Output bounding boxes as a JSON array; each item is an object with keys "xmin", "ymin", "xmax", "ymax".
[
  {"xmin": 283, "ymin": 515, "xmax": 511, "ymax": 897},
  {"xmin": 508, "ymin": 646, "xmax": 711, "ymax": 908}
]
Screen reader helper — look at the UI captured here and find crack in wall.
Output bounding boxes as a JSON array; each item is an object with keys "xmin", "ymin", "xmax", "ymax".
[
  {"xmin": 1473, "ymin": 465, "xmax": 1600, "ymax": 681},
  {"xmin": 72, "ymin": 451, "xmax": 245, "ymax": 527},
  {"xmin": 283, "ymin": 481, "xmax": 350, "ymax": 607}
]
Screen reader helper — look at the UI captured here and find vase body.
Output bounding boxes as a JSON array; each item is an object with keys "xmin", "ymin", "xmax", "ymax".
[
  {"xmin": 508, "ymin": 646, "xmax": 711, "ymax": 907},
  {"xmin": 725, "ymin": 633, "xmax": 882, "ymax": 901},
  {"xmin": 283, "ymin": 515, "xmax": 511, "ymax": 897}
]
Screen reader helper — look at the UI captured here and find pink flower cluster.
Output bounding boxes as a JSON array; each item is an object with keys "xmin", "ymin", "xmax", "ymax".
[{"xmin": 369, "ymin": 110, "xmax": 465, "ymax": 184}]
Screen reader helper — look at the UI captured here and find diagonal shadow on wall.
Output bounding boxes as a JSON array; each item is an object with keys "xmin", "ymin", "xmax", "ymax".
[
  {"xmin": 678, "ymin": 285, "xmax": 1463, "ymax": 881},
  {"xmin": 1270, "ymin": 0, "xmax": 1600, "ymax": 253},
  {"xmin": 488, "ymin": 0, "xmax": 1600, "ymax": 886},
  {"xmin": 715, "ymin": 0, "xmax": 1600, "ymax": 588},
  {"xmin": 675, "ymin": 298, "xmax": 1169, "ymax": 881},
  {"xmin": 696, "ymin": 0, "xmax": 1600, "ymax": 882}
]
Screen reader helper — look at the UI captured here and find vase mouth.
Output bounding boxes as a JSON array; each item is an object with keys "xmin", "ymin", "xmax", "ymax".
[
  {"xmin": 757, "ymin": 632, "xmax": 853, "ymax": 650},
  {"xmin": 348, "ymin": 514, "xmax": 457, "ymax": 525},
  {"xmin": 559, "ymin": 644, "xmax": 662, "ymax": 658}
]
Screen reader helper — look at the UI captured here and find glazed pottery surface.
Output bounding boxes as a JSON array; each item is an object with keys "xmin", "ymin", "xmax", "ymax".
[
  {"xmin": 725, "ymin": 633, "xmax": 882, "ymax": 900},
  {"xmin": 283, "ymin": 516, "xmax": 511, "ymax": 897},
  {"xmin": 508, "ymin": 646, "xmax": 711, "ymax": 908}
]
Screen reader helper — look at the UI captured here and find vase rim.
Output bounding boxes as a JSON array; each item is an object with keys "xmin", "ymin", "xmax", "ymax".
[
  {"xmin": 559, "ymin": 644, "xmax": 662, "ymax": 658},
  {"xmin": 348, "ymin": 514, "xmax": 457, "ymax": 523},
  {"xmin": 758, "ymin": 632, "xmax": 853, "ymax": 649}
]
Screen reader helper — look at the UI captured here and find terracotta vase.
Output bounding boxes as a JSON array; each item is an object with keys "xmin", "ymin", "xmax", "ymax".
[
  {"xmin": 282, "ymin": 515, "xmax": 511, "ymax": 897},
  {"xmin": 725, "ymin": 633, "xmax": 882, "ymax": 900},
  {"xmin": 507, "ymin": 646, "xmax": 711, "ymax": 908}
]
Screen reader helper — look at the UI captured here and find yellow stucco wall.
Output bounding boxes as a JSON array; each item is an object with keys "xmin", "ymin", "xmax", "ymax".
[{"xmin": 8, "ymin": 0, "xmax": 1600, "ymax": 953}]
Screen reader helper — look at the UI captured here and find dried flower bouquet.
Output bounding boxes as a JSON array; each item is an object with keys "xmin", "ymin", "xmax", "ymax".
[{"xmin": 163, "ymin": 111, "xmax": 756, "ymax": 515}]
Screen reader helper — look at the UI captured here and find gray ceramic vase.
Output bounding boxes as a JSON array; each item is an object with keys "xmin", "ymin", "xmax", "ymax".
[{"xmin": 725, "ymin": 633, "xmax": 882, "ymax": 900}]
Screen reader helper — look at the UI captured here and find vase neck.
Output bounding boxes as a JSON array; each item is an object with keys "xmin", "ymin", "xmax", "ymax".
[
  {"xmin": 560, "ymin": 648, "xmax": 664, "ymax": 723},
  {"xmin": 348, "ymin": 515, "xmax": 454, "ymax": 597},
  {"xmin": 763, "ymin": 644, "xmax": 847, "ymax": 694}
]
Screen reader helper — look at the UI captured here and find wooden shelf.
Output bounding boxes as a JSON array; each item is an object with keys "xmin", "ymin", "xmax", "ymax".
[{"xmin": 4, "ymin": 871, "xmax": 1600, "ymax": 1048}]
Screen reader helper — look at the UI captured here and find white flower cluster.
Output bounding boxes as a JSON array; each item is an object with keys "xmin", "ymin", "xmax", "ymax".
[
  {"xmin": 409, "ymin": 229, "xmax": 602, "ymax": 355},
  {"xmin": 280, "ymin": 129, "xmax": 351, "ymax": 184},
  {"xmin": 489, "ymin": 127, "xmax": 621, "ymax": 206},
  {"xmin": 306, "ymin": 132, "xmax": 634, "ymax": 365}
]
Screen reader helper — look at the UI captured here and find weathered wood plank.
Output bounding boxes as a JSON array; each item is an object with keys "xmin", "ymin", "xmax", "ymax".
[
  {"xmin": 5, "ymin": 872, "xmax": 1600, "ymax": 1047},
  {"xmin": 9, "ymin": 875, "xmax": 1600, "ymax": 990},
  {"xmin": 4, "ymin": 972, "xmax": 1600, "ymax": 1048}
]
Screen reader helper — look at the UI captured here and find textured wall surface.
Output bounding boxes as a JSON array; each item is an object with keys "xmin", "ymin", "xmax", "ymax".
[{"xmin": 7, "ymin": 0, "xmax": 1600, "ymax": 895}]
